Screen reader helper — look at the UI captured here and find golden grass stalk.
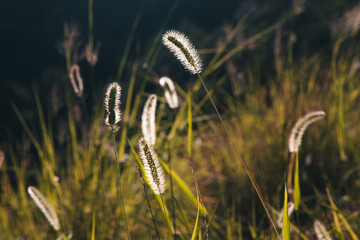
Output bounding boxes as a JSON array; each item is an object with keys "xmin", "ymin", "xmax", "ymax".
[
  {"xmin": 104, "ymin": 82, "xmax": 121, "ymax": 132},
  {"xmin": 159, "ymin": 76, "xmax": 179, "ymax": 109},
  {"xmin": 27, "ymin": 186, "xmax": 61, "ymax": 231},
  {"xmin": 141, "ymin": 94, "xmax": 157, "ymax": 146},
  {"xmin": 138, "ymin": 137, "xmax": 166, "ymax": 194},
  {"xmin": 69, "ymin": 64, "xmax": 84, "ymax": 97},
  {"xmin": 288, "ymin": 111, "xmax": 326, "ymax": 153},
  {"xmin": 162, "ymin": 30, "xmax": 203, "ymax": 74},
  {"xmin": 314, "ymin": 220, "xmax": 332, "ymax": 240}
]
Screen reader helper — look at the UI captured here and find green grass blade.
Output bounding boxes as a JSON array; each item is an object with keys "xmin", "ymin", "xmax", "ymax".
[
  {"xmin": 118, "ymin": 61, "xmax": 138, "ymax": 160},
  {"xmin": 175, "ymin": 197, "xmax": 192, "ymax": 235},
  {"xmin": 115, "ymin": 7, "xmax": 143, "ymax": 82},
  {"xmin": 191, "ymin": 194, "xmax": 200, "ymax": 240},
  {"xmin": 188, "ymin": 93, "xmax": 193, "ymax": 157},
  {"xmin": 294, "ymin": 152, "xmax": 300, "ymax": 210},
  {"xmin": 282, "ymin": 185, "xmax": 290, "ymax": 240},
  {"xmin": 91, "ymin": 211, "xmax": 96, "ymax": 240},
  {"xmin": 158, "ymin": 157, "xmax": 207, "ymax": 215}
]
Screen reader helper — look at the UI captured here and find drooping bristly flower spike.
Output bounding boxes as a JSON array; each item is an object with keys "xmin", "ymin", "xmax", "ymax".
[
  {"xmin": 104, "ymin": 82, "xmax": 121, "ymax": 132},
  {"xmin": 69, "ymin": 64, "xmax": 84, "ymax": 97},
  {"xmin": 138, "ymin": 137, "xmax": 166, "ymax": 195},
  {"xmin": 289, "ymin": 111, "xmax": 326, "ymax": 152},
  {"xmin": 314, "ymin": 220, "xmax": 332, "ymax": 240},
  {"xmin": 162, "ymin": 30, "xmax": 203, "ymax": 74},
  {"xmin": 27, "ymin": 186, "xmax": 61, "ymax": 231},
  {"xmin": 141, "ymin": 94, "xmax": 157, "ymax": 146},
  {"xmin": 159, "ymin": 76, "xmax": 179, "ymax": 109}
]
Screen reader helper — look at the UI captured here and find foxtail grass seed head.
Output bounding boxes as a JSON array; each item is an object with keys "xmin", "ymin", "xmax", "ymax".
[
  {"xmin": 162, "ymin": 30, "xmax": 203, "ymax": 74},
  {"xmin": 289, "ymin": 111, "xmax": 325, "ymax": 153},
  {"xmin": 27, "ymin": 186, "xmax": 61, "ymax": 231},
  {"xmin": 159, "ymin": 76, "xmax": 179, "ymax": 109},
  {"xmin": 138, "ymin": 137, "xmax": 166, "ymax": 194},
  {"xmin": 85, "ymin": 43, "xmax": 100, "ymax": 66},
  {"xmin": 104, "ymin": 82, "xmax": 121, "ymax": 132},
  {"xmin": 69, "ymin": 64, "xmax": 84, "ymax": 97},
  {"xmin": 276, "ymin": 202, "xmax": 295, "ymax": 228},
  {"xmin": 314, "ymin": 220, "xmax": 332, "ymax": 240},
  {"xmin": 141, "ymin": 94, "xmax": 157, "ymax": 146}
]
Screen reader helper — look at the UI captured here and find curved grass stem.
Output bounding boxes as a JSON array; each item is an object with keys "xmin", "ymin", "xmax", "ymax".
[
  {"xmin": 135, "ymin": 163, "xmax": 160, "ymax": 240},
  {"xmin": 112, "ymin": 132, "xmax": 130, "ymax": 240}
]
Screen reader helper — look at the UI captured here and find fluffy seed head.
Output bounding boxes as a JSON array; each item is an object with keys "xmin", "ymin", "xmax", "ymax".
[
  {"xmin": 289, "ymin": 111, "xmax": 325, "ymax": 152},
  {"xmin": 162, "ymin": 30, "xmax": 203, "ymax": 74},
  {"xmin": 104, "ymin": 82, "xmax": 121, "ymax": 132},
  {"xmin": 69, "ymin": 64, "xmax": 84, "ymax": 97},
  {"xmin": 314, "ymin": 220, "xmax": 332, "ymax": 240},
  {"xmin": 138, "ymin": 137, "xmax": 166, "ymax": 194},
  {"xmin": 277, "ymin": 202, "xmax": 295, "ymax": 228},
  {"xmin": 27, "ymin": 186, "xmax": 61, "ymax": 231},
  {"xmin": 159, "ymin": 76, "xmax": 179, "ymax": 109},
  {"xmin": 141, "ymin": 94, "xmax": 157, "ymax": 146}
]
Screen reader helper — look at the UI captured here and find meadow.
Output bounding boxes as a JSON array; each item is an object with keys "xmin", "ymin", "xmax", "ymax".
[{"xmin": 0, "ymin": 1, "xmax": 360, "ymax": 239}]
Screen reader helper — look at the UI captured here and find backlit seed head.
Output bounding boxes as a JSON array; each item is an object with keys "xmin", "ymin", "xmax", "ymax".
[
  {"xmin": 314, "ymin": 220, "xmax": 332, "ymax": 240},
  {"xmin": 159, "ymin": 76, "xmax": 179, "ymax": 109},
  {"xmin": 104, "ymin": 82, "xmax": 121, "ymax": 132},
  {"xmin": 162, "ymin": 30, "xmax": 203, "ymax": 74},
  {"xmin": 69, "ymin": 64, "xmax": 84, "ymax": 97},
  {"xmin": 28, "ymin": 186, "xmax": 61, "ymax": 231},
  {"xmin": 141, "ymin": 94, "xmax": 157, "ymax": 145},
  {"xmin": 138, "ymin": 137, "xmax": 166, "ymax": 194},
  {"xmin": 289, "ymin": 111, "xmax": 325, "ymax": 152}
]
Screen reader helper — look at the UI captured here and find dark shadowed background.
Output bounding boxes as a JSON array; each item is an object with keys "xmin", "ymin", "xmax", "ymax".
[{"xmin": 0, "ymin": 0, "xmax": 357, "ymax": 143}]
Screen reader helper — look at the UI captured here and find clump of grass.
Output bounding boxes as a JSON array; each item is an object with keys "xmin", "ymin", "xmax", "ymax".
[{"xmin": 162, "ymin": 29, "xmax": 280, "ymax": 238}]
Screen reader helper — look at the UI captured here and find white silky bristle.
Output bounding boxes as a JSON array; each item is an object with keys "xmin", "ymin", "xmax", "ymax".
[
  {"xmin": 289, "ymin": 111, "xmax": 325, "ymax": 152},
  {"xmin": 104, "ymin": 82, "xmax": 122, "ymax": 132},
  {"xmin": 162, "ymin": 30, "xmax": 203, "ymax": 74},
  {"xmin": 27, "ymin": 186, "xmax": 61, "ymax": 231},
  {"xmin": 69, "ymin": 64, "xmax": 84, "ymax": 97},
  {"xmin": 141, "ymin": 94, "xmax": 157, "ymax": 146},
  {"xmin": 159, "ymin": 76, "xmax": 179, "ymax": 109},
  {"xmin": 314, "ymin": 220, "xmax": 332, "ymax": 240},
  {"xmin": 138, "ymin": 137, "xmax": 166, "ymax": 195}
]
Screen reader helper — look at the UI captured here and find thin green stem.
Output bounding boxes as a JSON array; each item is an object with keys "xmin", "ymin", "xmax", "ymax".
[
  {"xmin": 159, "ymin": 192, "xmax": 173, "ymax": 238},
  {"xmin": 135, "ymin": 163, "xmax": 160, "ymax": 240},
  {"xmin": 168, "ymin": 142, "xmax": 176, "ymax": 239},
  {"xmin": 112, "ymin": 132, "xmax": 130, "ymax": 240}
]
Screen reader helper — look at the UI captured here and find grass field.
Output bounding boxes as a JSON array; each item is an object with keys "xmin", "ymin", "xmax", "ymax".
[{"xmin": 0, "ymin": 2, "xmax": 360, "ymax": 239}]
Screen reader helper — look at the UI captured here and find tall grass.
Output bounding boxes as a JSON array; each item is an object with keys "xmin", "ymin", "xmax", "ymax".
[{"xmin": 0, "ymin": 3, "xmax": 360, "ymax": 240}]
